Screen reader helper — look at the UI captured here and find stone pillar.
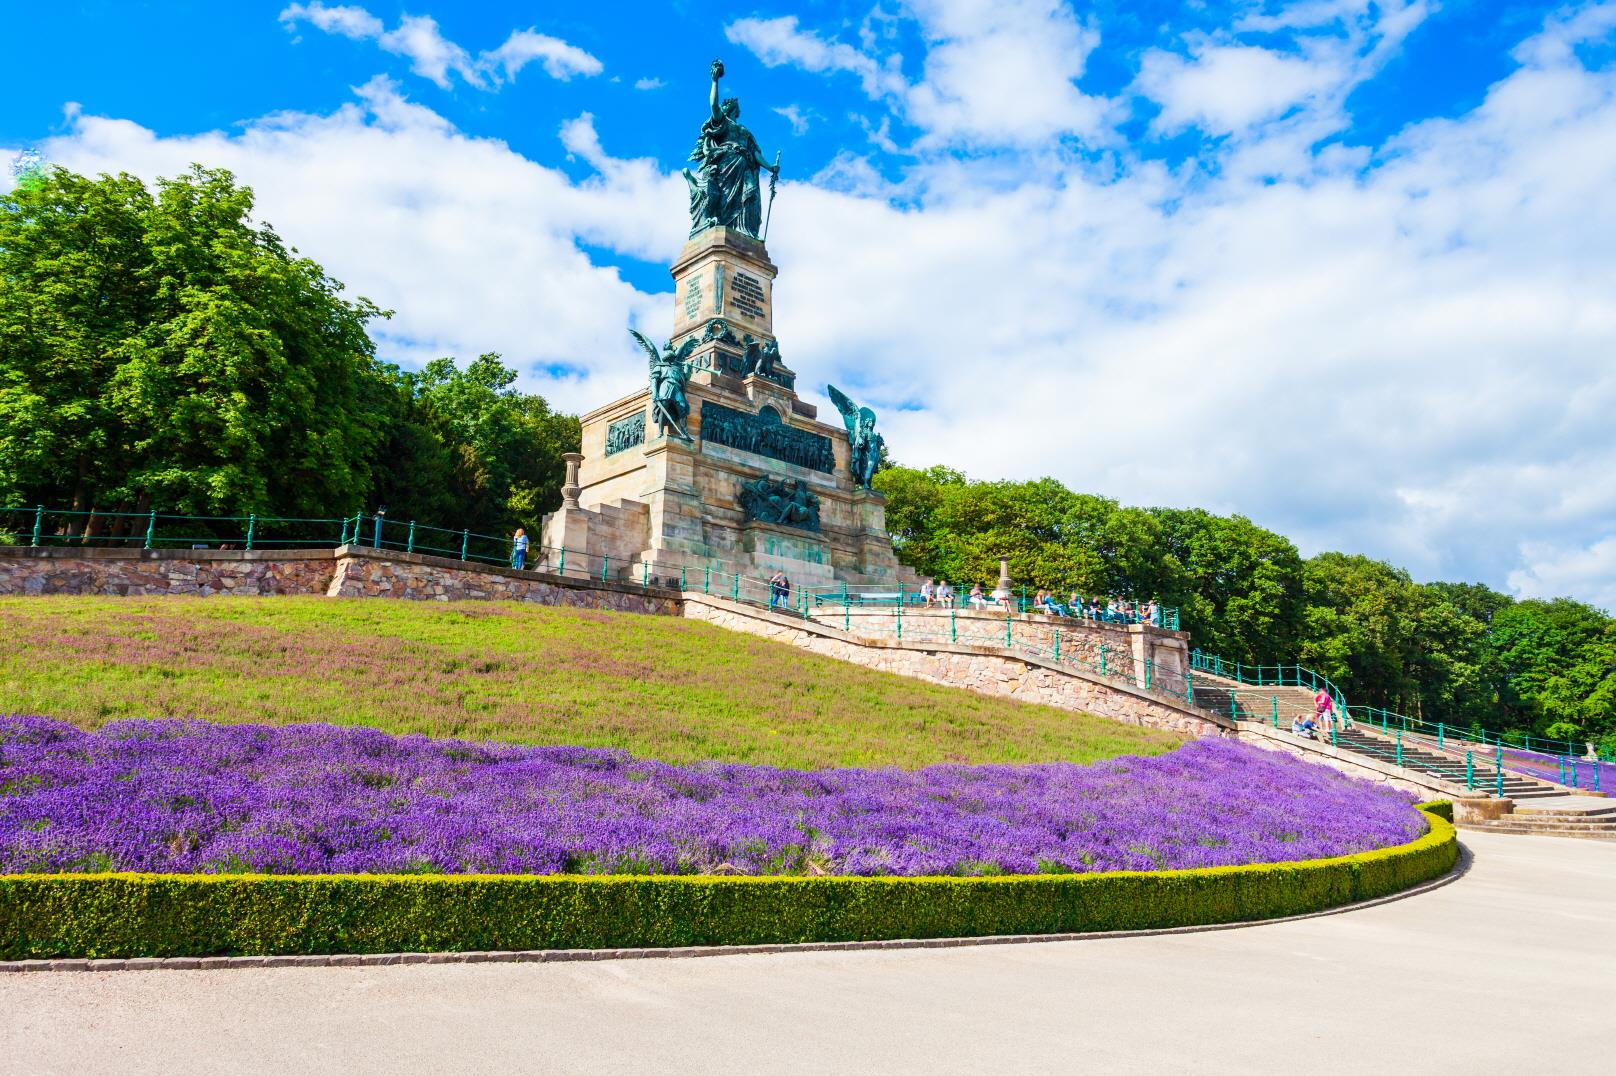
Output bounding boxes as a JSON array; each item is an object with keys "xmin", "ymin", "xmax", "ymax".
[
  {"xmin": 990, "ymin": 556, "xmax": 1012, "ymax": 602},
  {"xmin": 560, "ymin": 452, "xmax": 584, "ymax": 509}
]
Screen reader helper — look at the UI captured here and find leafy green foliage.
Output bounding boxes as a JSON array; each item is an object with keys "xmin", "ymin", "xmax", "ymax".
[
  {"xmin": 0, "ymin": 808, "xmax": 1454, "ymax": 958},
  {"xmin": 0, "ymin": 165, "xmax": 577, "ymax": 537},
  {"xmin": 876, "ymin": 466, "xmax": 1615, "ymax": 745},
  {"xmin": 0, "ymin": 166, "xmax": 386, "ymax": 519}
]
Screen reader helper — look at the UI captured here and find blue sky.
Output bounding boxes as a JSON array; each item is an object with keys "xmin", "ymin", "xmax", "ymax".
[{"xmin": 7, "ymin": 1, "xmax": 1616, "ymax": 608}]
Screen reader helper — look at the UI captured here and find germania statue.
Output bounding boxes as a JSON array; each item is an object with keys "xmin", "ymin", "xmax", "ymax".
[{"xmin": 684, "ymin": 59, "xmax": 780, "ymax": 238}]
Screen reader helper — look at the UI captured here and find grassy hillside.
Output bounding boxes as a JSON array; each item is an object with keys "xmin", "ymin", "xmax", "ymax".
[{"xmin": 0, "ymin": 597, "xmax": 1181, "ymax": 769}]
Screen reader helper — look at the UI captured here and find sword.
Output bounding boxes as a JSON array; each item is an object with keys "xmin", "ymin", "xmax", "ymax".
[{"xmin": 762, "ymin": 150, "xmax": 780, "ymax": 241}]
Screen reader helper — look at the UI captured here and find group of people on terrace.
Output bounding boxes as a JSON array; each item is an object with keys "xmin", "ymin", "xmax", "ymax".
[
  {"xmin": 911, "ymin": 580, "xmax": 1163, "ymax": 626},
  {"xmin": 1028, "ymin": 592, "xmax": 1163, "ymax": 627}
]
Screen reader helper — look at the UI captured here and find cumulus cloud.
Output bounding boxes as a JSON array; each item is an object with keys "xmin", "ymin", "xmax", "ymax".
[
  {"xmin": 726, "ymin": 15, "xmax": 904, "ymax": 99},
  {"xmin": 35, "ymin": 4, "xmax": 1616, "ymax": 607},
  {"xmin": 1137, "ymin": 45, "xmax": 1342, "ymax": 134},
  {"xmin": 278, "ymin": 3, "xmax": 601, "ymax": 90},
  {"xmin": 1135, "ymin": 0, "xmax": 1430, "ymax": 141},
  {"xmin": 1511, "ymin": 538, "xmax": 1616, "ymax": 613},
  {"xmin": 727, "ymin": 1, "xmax": 1109, "ymax": 147}
]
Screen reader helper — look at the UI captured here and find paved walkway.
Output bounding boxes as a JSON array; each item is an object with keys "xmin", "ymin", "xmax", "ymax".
[{"xmin": 3, "ymin": 830, "xmax": 1611, "ymax": 1074}]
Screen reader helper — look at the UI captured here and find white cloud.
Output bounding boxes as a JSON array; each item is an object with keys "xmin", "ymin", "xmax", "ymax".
[
  {"xmin": 727, "ymin": 1, "xmax": 1109, "ymax": 147},
  {"xmin": 902, "ymin": 0, "xmax": 1108, "ymax": 145},
  {"xmin": 278, "ymin": 2, "xmax": 380, "ymax": 39},
  {"xmin": 1137, "ymin": 1, "xmax": 1430, "ymax": 140},
  {"xmin": 726, "ymin": 16, "xmax": 903, "ymax": 99},
  {"xmin": 482, "ymin": 29, "xmax": 603, "ymax": 82},
  {"xmin": 37, "ymin": 4, "xmax": 1616, "ymax": 607},
  {"xmin": 376, "ymin": 14, "xmax": 474, "ymax": 89},
  {"xmin": 1138, "ymin": 45, "xmax": 1341, "ymax": 134},
  {"xmin": 38, "ymin": 77, "xmax": 673, "ymax": 414},
  {"xmin": 773, "ymin": 104, "xmax": 810, "ymax": 134},
  {"xmin": 1510, "ymin": 538, "xmax": 1616, "ymax": 613},
  {"xmin": 278, "ymin": 3, "xmax": 601, "ymax": 90},
  {"xmin": 633, "ymin": 77, "xmax": 665, "ymax": 91}
]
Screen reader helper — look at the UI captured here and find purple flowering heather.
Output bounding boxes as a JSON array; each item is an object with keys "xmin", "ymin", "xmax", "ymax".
[{"xmin": 0, "ymin": 716, "xmax": 1423, "ymax": 876}]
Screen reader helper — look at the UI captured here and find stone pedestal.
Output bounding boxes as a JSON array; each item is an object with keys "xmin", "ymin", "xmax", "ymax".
[
  {"xmin": 672, "ymin": 228, "xmax": 776, "ymax": 341},
  {"xmin": 541, "ymin": 228, "xmax": 915, "ymax": 589}
]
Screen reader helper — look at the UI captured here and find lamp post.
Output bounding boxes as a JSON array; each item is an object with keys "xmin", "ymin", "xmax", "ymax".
[{"xmin": 371, "ymin": 505, "xmax": 387, "ymax": 549}]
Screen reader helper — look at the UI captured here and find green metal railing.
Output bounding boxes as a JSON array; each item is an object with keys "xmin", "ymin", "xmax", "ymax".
[
  {"xmin": 687, "ymin": 572, "xmax": 1195, "ymax": 707},
  {"xmin": 1205, "ymin": 674, "xmax": 1611, "ymax": 795},
  {"xmin": 1346, "ymin": 705, "xmax": 1613, "ymax": 780},
  {"xmin": 799, "ymin": 582, "xmax": 1180, "ymax": 630},
  {"xmin": 1344, "ymin": 705, "xmax": 1605, "ymax": 761},
  {"xmin": 0, "ymin": 504, "xmax": 669, "ymax": 587},
  {"xmin": 1187, "ymin": 649, "xmax": 1349, "ymax": 718}
]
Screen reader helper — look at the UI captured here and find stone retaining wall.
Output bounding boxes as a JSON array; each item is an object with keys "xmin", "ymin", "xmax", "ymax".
[
  {"xmin": 0, "ymin": 546, "xmax": 679, "ymax": 616},
  {"xmin": 325, "ymin": 550, "xmax": 679, "ymax": 615},
  {"xmin": 683, "ymin": 594, "xmax": 1227, "ymax": 738},
  {"xmin": 0, "ymin": 548, "xmax": 338, "ymax": 597}
]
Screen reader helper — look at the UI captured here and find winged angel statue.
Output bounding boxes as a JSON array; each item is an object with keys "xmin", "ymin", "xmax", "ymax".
[
  {"xmin": 827, "ymin": 385, "xmax": 884, "ymax": 490},
  {"xmin": 630, "ymin": 329, "xmax": 701, "ymax": 441}
]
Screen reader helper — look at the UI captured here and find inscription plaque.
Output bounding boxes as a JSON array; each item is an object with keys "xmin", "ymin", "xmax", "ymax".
[
  {"xmin": 682, "ymin": 276, "xmax": 703, "ymax": 321},
  {"xmin": 730, "ymin": 271, "xmax": 767, "ymax": 321}
]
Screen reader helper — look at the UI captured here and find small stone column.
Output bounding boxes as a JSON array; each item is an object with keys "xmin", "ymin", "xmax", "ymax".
[
  {"xmin": 990, "ymin": 556, "xmax": 1012, "ymax": 602},
  {"xmin": 560, "ymin": 452, "xmax": 584, "ymax": 510}
]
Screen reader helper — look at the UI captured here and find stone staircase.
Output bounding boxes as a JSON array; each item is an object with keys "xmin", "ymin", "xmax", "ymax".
[
  {"xmin": 1190, "ymin": 679, "xmax": 1315, "ymax": 725},
  {"xmin": 1332, "ymin": 726, "xmax": 1562, "ymax": 799},
  {"xmin": 1191, "ymin": 671, "xmax": 1566, "ymax": 801},
  {"xmin": 1459, "ymin": 799, "xmax": 1616, "ymax": 841}
]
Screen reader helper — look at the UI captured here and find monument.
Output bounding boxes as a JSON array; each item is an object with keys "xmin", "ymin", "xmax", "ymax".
[{"xmin": 541, "ymin": 60, "xmax": 916, "ymax": 589}]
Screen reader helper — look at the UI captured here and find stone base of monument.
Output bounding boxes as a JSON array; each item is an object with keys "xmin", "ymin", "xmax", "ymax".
[{"xmin": 541, "ymin": 219, "xmax": 917, "ymax": 590}]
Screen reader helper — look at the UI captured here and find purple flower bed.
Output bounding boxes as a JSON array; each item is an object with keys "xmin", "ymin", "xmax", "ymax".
[{"xmin": 0, "ymin": 717, "xmax": 1424, "ymax": 876}]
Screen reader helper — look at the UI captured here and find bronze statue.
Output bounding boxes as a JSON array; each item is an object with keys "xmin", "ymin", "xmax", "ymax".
[
  {"xmin": 630, "ymin": 329, "xmax": 700, "ymax": 440},
  {"xmin": 684, "ymin": 59, "xmax": 779, "ymax": 238},
  {"xmin": 828, "ymin": 384, "xmax": 884, "ymax": 490},
  {"xmin": 742, "ymin": 337, "xmax": 782, "ymax": 378}
]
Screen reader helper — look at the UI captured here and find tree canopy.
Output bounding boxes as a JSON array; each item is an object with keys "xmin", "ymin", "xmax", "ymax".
[
  {"xmin": 874, "ymin": 465, "xmax": 1615, "ymax": 752},
  {"xmin": 0, "ymin": 165, "xmax": 576, "ymax": 538}
]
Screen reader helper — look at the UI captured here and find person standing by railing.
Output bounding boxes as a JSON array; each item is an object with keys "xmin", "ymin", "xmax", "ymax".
[
  {"xmin": 1312, "ymin": 686, "xmax": 1333, "ymax": 729},
  {"xmin": 769, "ymin": 570, "xmax": 790, "ymax": 611},
  {"xmin": 511, "ymin": 528, "xmax": 529, "ymax": 570}
]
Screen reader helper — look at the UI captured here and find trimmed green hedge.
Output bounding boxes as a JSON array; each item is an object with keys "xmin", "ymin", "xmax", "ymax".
[
  {"xmin": 0, "ymin": 807, "xmax": 1456, "ymax": 960},
  {"xmin": 1420, "ymin": 800, "xmax": 1454, "ymax": 822}
]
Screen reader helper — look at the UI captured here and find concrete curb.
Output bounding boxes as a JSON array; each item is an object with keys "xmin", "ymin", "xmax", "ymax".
[{"xmin": 0, "ymin": 845, "xmax": 1470, "ymax": 974}]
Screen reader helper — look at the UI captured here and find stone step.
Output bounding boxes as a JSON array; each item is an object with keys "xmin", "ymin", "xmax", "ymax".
[
  {"xmin": 1516, "ymin": 806, "xmax": 1616, "ymax": 818},
  {"xmin": 1460, "ymin": 822, "xmax": 1616, "ymax": 839}
]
